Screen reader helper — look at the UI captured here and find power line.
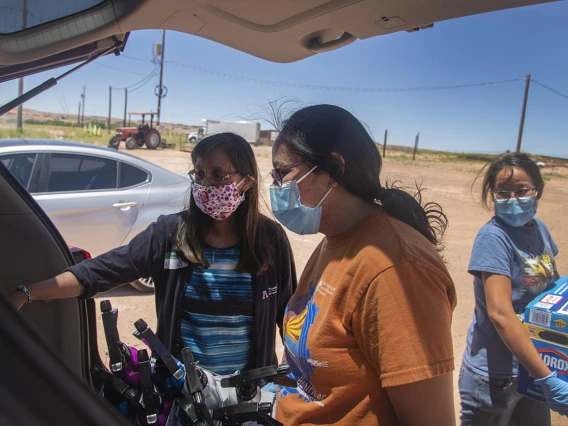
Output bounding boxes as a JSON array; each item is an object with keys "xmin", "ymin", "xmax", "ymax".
[
  {"xmin": 55, "ymin": 87, "xmax": 69, "ymax": 115},
  {"xmin": 94, "ymin": 62, "xmax": 148, "ymax": 76},
  {"xmin": 127, "ymin": 65, "xmax": 160, "ymax": 92},
  {"xmin": 532, "ymin": 79, "xmax": 568, "ymax": 101},
  {"xmin": 111, "ymin": 64, "xmax": 159, "ymax": 92},
  {"xmin": 117, "ymin": 55, "xmax": 162, "ymax": 93},
  {"xmin": 121, "ymin": 54, "xmax": 152, "ymax": 63},
  {"xmin": 165, "ymin": 60, "xmax": 523, "ymax": 92},
  {"xmin": 117, "ymin": 55, "xmax": 568, "ymax": 100},
  {"xmin": 59, "ymin": 87, "xmax": 69, "ymax": 115},
  {"xmin": 104, "ymin": 63, "xmax": 159, "ymax": 127}
]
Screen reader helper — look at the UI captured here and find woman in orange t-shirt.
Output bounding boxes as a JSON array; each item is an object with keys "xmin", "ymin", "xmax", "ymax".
[{"xmin": 269, "ymin": 104, "xmax": 457, "ymax": 426}]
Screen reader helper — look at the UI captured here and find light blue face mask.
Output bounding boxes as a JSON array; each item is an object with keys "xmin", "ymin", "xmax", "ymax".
[
  {"xmin": 270, "ymin": 166, "xmax": 332, "ymax": 235},
  {"xmin": 494, "ymin": 196, "xmax": 537, "ymax": 227}
]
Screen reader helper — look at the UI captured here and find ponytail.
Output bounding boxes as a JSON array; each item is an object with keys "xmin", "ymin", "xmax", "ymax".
[{"xmin": 377, "ymin": 184, "xmax": 447, "ymax": 251}]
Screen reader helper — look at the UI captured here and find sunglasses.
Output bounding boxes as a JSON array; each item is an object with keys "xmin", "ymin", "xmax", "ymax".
[{"xmin": 270, "ymin": 161, "xmax": 306, "ymax": 186}]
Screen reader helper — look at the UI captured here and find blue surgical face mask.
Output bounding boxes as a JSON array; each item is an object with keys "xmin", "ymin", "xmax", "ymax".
[
  {"xmin": 270, "ymin": 166, "xmax": 332, "ymax": 235},
  {"xmin": 494, "ymin": 196, "xmax": 537, "ymax": 227}
]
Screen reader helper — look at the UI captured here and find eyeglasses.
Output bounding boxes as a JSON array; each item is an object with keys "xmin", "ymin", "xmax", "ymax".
[
  {"xmin": 492, "ymin": 186, "xmax": 538, "ymax": 201},
  {"xmin": 188, "ymin": 169, "xmax": 240, "ymax": 185},
  {"xmin": 270, "ymin": 161, "xmax": 306, "ymax": 186}
]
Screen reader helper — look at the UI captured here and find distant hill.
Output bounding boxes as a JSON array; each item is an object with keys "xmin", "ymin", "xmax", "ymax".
[{"xmin": 1, "ymin": 107, "xmax": 565, "ymax": 165}]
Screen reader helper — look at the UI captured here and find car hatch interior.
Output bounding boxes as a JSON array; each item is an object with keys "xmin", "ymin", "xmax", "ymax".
[
  {"xmin": 0, "ymin": 0, "xmax": 557, "ymax": 83},
  {"xmin": 0, "ymin": 288, "xmax": 129, "ymax": 426},
  {"xmin": 0, "ymin": 164, "xmax": 94, "ymax": 386}
]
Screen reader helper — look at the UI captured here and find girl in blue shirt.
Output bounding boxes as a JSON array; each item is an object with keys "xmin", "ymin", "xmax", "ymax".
[{"xmin": 460, "ymin": 152, "xmax": 568, "ymax": 425}]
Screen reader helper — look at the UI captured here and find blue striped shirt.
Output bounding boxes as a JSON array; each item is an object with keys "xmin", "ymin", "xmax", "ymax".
[{"xmin": 179, "ymin": 245, "xmax": 253, "ymax": 375}]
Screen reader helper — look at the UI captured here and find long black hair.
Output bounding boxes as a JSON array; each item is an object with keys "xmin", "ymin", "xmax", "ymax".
[
  {"xmin": 175, "ymin": 133, "xmax": 273, "ymax": 274},
  {"xmin": 477, "ymin": 152, "xmax": 544, "ymax": 209},
  {"xmin": 276, "ymin": 104, "xmax": 447, "ymax": 250}
]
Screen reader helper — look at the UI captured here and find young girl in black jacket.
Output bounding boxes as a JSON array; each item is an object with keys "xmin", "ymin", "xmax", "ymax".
[{"xmin": 9, "ymin": 133, "xmax": 297, "ymax": 373}]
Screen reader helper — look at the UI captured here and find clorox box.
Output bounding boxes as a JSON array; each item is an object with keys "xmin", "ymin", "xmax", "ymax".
[{"xmin": 518, "ymin": 276, "xmax": 568, "ymax": 401}]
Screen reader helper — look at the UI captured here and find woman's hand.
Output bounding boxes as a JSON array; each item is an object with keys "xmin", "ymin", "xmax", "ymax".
[{"xmin": 7, "ymin": 290, "xmax": 29, "ymax": 312}]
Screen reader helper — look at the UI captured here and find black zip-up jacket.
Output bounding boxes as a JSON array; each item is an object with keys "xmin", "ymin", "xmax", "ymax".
[{"xmin": 67, "ymin": 213, "xmax": 297, "ymax": 369}]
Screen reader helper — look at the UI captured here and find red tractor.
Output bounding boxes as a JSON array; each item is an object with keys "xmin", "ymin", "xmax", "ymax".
[{"xmin": 109, "ymin": 112, "xmax": 162, "ymax": 150}]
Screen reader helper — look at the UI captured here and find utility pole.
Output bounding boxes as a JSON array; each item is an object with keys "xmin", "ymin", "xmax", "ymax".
[
  {"xmin": 382, "ymin": 129, "xmax": 388, "ymax": 158},
  {"xmin": 77, "ymin": 102, "xmax": 81, "ymax": 125},
  {"xmin": 412, "ymin": 132, "xmax": 420, "ymax": 161},
  {"xmin": 16, "ymin": 80, "xmax": 24, "ymax": 130},
  {"xmin": 123, "ymin": 89, "xmax": 128, "ymax": 127},
  {"xmin": 156, "ymin": 30, "xmax": 166, "ymax": 126},
  {"xmin": 107, "ymin": 86, "xmax": 112, "ymax": 133},
  {"xmin": 16, "ymin": 0, "xmax": 27, "ymax": 130},
  {"xmin": 516, "ymin": 74, "xmax": 531, "ymax": 153},
  {"xmin": 80, "ymin": 85, "xmax": 86, "ymax": 125}
]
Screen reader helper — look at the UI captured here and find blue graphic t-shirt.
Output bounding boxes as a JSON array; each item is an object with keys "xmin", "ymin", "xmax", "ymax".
[
  {"xmin": 463, "ymin": 216, "xmax": 559, "ymax": 377},
  {"xmin": 179, "ymin": 245, "xmax": 253, "ymax": 375}
]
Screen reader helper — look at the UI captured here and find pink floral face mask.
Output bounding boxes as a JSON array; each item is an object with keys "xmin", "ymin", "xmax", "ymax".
[{"xmin": 192, "ymin": 180, "xmax": 246, "ymax": 220}]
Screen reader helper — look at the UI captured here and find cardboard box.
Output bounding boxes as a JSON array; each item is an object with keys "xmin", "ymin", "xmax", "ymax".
[{"xmin": 518, "ymin": 276, "xmax": 568, "ymax": 401}]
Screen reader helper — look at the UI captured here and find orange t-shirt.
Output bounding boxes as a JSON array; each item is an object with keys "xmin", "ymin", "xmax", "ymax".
[{"xmin": 275, "ymin": 210, "xmax": 457, "ymax": 426}]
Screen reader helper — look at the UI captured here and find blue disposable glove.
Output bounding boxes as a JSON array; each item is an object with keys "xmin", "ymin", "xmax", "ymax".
[
  {"xmin": 261, "ymin": 382, "xmax": 277, "ymax": 394},
  {"xmin": 535, "ymin": 371, "xmax": 568, "ymax": 417}
]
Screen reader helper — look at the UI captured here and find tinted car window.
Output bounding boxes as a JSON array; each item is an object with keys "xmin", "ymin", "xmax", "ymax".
[
  {"xmin": 0, "ymin": 153, "xmax": 36, "ymax": 189},
  {"xmin": 46, "ymin": 154, "xmax": 118, "ymax": 192},
  {"xmin": 119, "ymin": 162, "xmax": 148, "ymax": 188},
  {"xmin": 1, "ymin": 0, "xmax": 105, "ymax": 34}
]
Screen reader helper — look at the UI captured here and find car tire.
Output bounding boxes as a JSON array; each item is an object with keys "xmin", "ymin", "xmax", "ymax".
[
  {"xmin": 125, "ymin": 137, "xmax": 138, "ymax": 150},
  {"xmin": 130, "ymin": 277, "xmax": 155, "ymax": 293},
  {"xmin": 108, "ymin": 136, "xmax": 121, "ymax": 149},
  {"xmin": 190, "ymin": 137, "xmax": 197, "ymax": 143},
  {"xmin": 144, "ymin": 129, "xmax": 161, "ymax": 149}
]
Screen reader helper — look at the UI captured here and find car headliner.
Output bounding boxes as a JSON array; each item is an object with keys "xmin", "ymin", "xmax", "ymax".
[{"xmin": 0, "ymin": 0, "xmax": 557, "ymax": 82}]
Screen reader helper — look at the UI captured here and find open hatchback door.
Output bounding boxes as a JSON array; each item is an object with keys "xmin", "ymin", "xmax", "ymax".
[
  {"xmin": 0, "ymin": 0, "xmax": 559, "ymax": 83},
  {"xmin": 0, "ymin": 162, "xmax": 128, "ymax": 426}
]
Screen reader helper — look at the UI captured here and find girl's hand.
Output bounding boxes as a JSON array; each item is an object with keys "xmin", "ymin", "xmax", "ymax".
[
  {"xmin": 535, "ymin": 371, "xmax": 568, "ymax": 417},
  {"xmin": 7, "ymin": 290, "xmax": 29, "ymax": 312}
]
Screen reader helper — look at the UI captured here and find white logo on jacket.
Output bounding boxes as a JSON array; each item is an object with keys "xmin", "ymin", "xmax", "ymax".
[
  {"xmin": 164, "ymin": 252, "xmax": 189, "ymax": 270},
  {"xmin": 263, "ymin": 285, "xmax": 278, "ymax": 299}
]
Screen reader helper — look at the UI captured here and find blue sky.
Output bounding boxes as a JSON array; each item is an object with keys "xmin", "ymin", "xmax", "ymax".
[{"xmin": 1, "ymin": 1, "xmax": 567, "ymax": 156}]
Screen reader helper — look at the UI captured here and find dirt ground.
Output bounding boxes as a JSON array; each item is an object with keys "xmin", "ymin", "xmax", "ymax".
[{"xmin": 95, "ymin": 146, "xmax": 567, "ymax": 425}]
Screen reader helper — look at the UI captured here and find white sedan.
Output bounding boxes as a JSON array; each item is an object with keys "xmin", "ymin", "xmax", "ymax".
[{"xmin": 0, "ymin": 138, "xmax": 189, "ymax": 292}]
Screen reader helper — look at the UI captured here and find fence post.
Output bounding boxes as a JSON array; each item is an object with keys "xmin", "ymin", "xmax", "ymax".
[{"xmin": 412, "ymin": 132, "xmax": 420, "ymax": 160}]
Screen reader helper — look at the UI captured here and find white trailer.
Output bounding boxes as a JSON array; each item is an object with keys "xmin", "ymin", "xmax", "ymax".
[{"xmin": 205, "ymin": 120, "xmax": 261, "ymax": 145}]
